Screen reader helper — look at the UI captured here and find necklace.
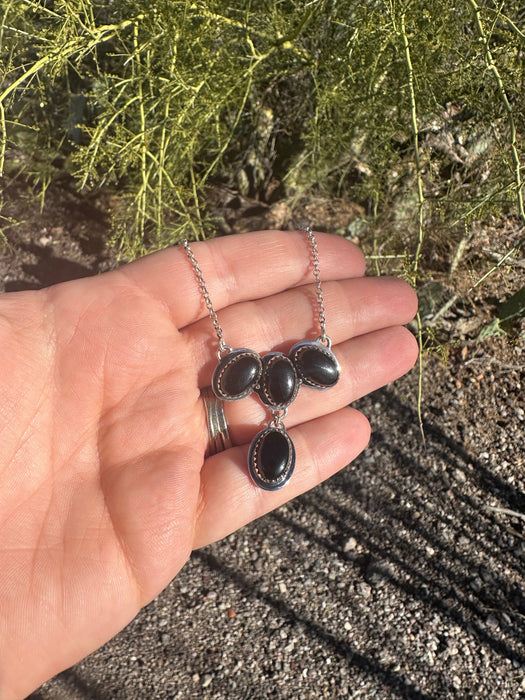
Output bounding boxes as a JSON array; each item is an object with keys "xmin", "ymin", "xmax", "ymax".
[{"xmin": 182, "ymin": 227, "xmax": 340, "ymax": 490}]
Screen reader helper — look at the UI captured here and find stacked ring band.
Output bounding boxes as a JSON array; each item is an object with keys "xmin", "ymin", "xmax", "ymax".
[{"xmin": 201, "ymin": 386, "xmax": 232, "ymax": 456}]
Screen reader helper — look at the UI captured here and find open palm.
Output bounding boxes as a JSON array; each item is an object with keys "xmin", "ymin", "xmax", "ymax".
[{"xmin": 0, "ymin": 230, "xmax": 417, "ymax": 698}]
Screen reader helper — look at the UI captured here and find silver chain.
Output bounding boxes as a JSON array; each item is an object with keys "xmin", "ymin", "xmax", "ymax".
[
  {"xmin": 181, "ymin": 226, "xmax": 329, "ymax": 352},
  {"xmin": 181, "ymin": 239, "xmax": 231, "ymax": 357},
  {"xmin": 304, "ymin": 225, "xmax": 329, "ymax": 345}
]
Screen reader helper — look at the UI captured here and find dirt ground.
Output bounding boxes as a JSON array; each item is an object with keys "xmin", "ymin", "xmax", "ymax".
[{"xmin": 1, "ymin": 182, "xmax": 524, "ymax": 699}]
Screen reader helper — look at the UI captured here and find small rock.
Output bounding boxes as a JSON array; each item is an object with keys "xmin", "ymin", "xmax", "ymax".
[
  {"xmin": 501, "ymin": 612, "xmax": 512, "ymax": 626},
  {"xmin": 356, "ymin": 582, "xmax": 372, "ymax": 599},
  {"xmin": 453, "ymin": 469, "xmax": 467, "ymax": 483},
  {"xmin": 227, "ymin": 608, "xmax": 236, "ymax": 619},
  {"xmin": 344, "ymin": 537, "xmax": 357, "ymax": 552},
  {"xmin": 486, "ymin": 615, "xmax": 499, "ymax": 629},
  {"xmin": 470, "ymin": 576, "xmax": 483, "ymax": 593},
  {"xmin": 480, "ymin": 568, "xmax": 493, "ymax": 583},
  {"xmin": 365, "ymin": 560, "xmax": 393, "ymax": 587},
  {"xmin": 202, "ymin": 674, "xmax": 213, "ymax": 688}
]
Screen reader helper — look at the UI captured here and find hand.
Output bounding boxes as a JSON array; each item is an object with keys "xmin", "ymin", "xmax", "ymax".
[{"xmin": 0, "ymin": 230, "xmax": 417, "ymax": 698}]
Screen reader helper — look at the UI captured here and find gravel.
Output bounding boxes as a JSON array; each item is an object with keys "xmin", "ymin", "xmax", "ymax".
[{"xmin": 30, "ymin": 341, "xmax": 524, "ymax": 699}]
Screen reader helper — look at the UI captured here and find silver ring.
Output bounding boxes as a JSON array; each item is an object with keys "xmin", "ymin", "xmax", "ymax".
[{"xmin": 201, "ymin": 386, "xmax": 232, "ymax": 456}]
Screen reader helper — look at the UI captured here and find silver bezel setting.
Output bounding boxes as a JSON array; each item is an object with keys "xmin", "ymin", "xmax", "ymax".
[{"xmin": 248, "ymin": 426, "xmax": 296, "ymax": 491}]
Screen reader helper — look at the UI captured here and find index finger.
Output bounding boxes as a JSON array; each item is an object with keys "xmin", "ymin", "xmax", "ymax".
[{"xmin": 119, "ymin": 230, "xmax": 365, "ymax": 329}]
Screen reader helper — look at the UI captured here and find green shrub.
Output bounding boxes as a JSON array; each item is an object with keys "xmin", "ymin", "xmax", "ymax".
[{"xmin": 1, "ymin": 0, "xmax": 523, "ymax": 258}]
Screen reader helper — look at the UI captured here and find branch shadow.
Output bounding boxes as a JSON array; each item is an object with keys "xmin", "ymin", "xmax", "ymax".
[
  {"xmin": 27, "ymin": 668, "xmax": 111, "ymax": 700},
  {"xmin": 300, "ymin": 387, "xmax": 525, "ymax": 660},
  {"xmin": 194, "ymin": 548, "xmax": 440, "ymax": 700}
]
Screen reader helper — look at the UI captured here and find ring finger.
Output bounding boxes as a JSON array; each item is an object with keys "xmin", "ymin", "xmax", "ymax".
[
  {"xmin": 185, "ymin": 275, "xmax": 418, "ymax": 386},
  {"xmin": 208, "ymin": 323, "xmax": 418, "ymax": 445}
]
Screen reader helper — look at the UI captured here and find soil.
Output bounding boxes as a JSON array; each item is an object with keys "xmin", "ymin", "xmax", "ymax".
[{"xmin": 1, "ymin": 182, "xmax": 524, "ymax": 699}]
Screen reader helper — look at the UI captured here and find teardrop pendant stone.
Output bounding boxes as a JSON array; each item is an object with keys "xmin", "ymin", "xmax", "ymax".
[
  {"xmin": 212, "ymin": 348, "xmax": 262, "ymax": 400},
  {"xmin": 248, "ymin": 427, "xmax": 295, "ymax": 490},
  {"xmin": 257, "ymin": 352, "xmax": 299, "ymax": 409},
  {"xmin": 289, "ymin": 341, "xmax": 340, "ymax": 389}
]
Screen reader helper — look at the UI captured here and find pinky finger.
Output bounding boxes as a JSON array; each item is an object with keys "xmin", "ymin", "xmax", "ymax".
[{"xmin": 193, "ymin": 407, "xmax": 371, "ymax": 549}]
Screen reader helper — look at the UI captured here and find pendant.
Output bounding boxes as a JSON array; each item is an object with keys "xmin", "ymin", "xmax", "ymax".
[
  {"xmin": 211, "ymin": 338, "xmax": 339, "ymax": 490},
  {"xmin": 248, "ymin": 424, "xmax": 295, "ymax": 491},
  {"xmin": 256, "ymin": 352, "xmax": 299, "ymax": 409},
  {"xmin": 212, "ymin": 348, "xmax": 262, "ymax": 401},
  {"xmin": 289, "ymin": 339, "xmax": 340, "ymax": 389}
]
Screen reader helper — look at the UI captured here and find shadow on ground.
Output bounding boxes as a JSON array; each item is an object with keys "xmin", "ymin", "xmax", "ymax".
[{"xmin": 30, "ymin": 371, "xmax": 525, "ymax": 699}]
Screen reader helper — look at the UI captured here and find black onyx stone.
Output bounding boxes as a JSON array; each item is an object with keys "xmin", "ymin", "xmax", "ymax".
[
  {"xmin": 248, "ymin": 427, "xmax": 295, "ymax": 490},
  {"xmin": 290, "ymin": 341, "xmax": 340, "ymax": 389},
  {"xmin": 212, "ymin": 348, "xmax": 262, "ymax": 400},
  {"xmin": 257, "ymin": 353, "xmax": 299, "ymax": 409}
]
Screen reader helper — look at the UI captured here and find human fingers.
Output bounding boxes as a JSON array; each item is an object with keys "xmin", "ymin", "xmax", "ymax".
[
  {"xmin": 118, "ymin": 230, "xmax": 366, "ymax": 329},
  {"xmin": 193, "ymin": 406, "xmax": 371, "ymax": 549},
  {"xmin": 183, "ymin": 275, "xmax": 418, "ymax": 381},
  {"xmin": 208, "ymin": 324, "xmax": 418, "ymax": 445}
]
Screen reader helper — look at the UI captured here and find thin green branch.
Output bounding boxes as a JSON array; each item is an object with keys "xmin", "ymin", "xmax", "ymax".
[
  {"xmin": 0, "ymin": 101, "xmax": 5, "ymax": 177},
  {"xmin": 133, "ymin": 22, "xmax": 148, "ymax": 244},
  {"xmin": 400, "ymin": 13, "xmax": 425, "ymax": 275},
  {"xmin": 156, "ymin": 53, "xmax": 177, "ymax": 243},
  {"xmin": 468, "ymin": 0, "xmax": 525, "ymax": 225},
  {"xmin": 19, "ymin": 0, "xmax": 62, "ymax": 19},
  {"xmin": 400, "ymin": 11, "xmax": 426, "ymax": 445},
  {"xmin": 0, "ymin": 16, "xmax": 143, "ymax": 104},
  {"xmin": 80, "ymin": 96, "xmax": 141, "ymax": 188},
  {"xmin": 0, "ymin": 14, "xmax": 145, "ymax": 178}
]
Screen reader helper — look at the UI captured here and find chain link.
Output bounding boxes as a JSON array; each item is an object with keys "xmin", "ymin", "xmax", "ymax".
[
  {"xmin": 269, "ymin": 407, "xmax": 288, "ymax": 430},
  {"xmin": 304, "ymin": 225, "xmax": 328, "ymax": 343},
  {"xmin": 181, "ymin": 239, "xmax": 230, "ymax": 355},
  {"xmin": 182, "ymin": 226, "xmax": 329, "ymax": 351}
]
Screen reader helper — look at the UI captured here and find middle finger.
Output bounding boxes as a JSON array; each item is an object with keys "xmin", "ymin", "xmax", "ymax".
[{"xmin": 183, "ymin": 275, "xmax": 417, "ymax": 384}]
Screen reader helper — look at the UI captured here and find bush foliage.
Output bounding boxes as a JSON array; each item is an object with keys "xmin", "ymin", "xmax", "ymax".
[{"xmin": 1, "ymin": 0, "xmax": 524, "ymax": 257}]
